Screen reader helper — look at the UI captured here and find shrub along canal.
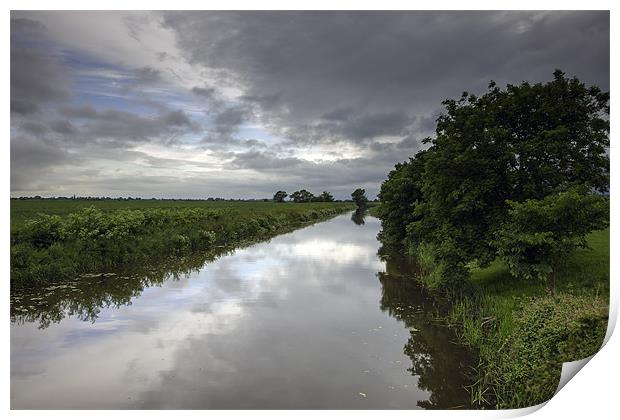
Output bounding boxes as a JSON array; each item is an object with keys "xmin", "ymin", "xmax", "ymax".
[{"xmin": 11, "ymin": 211, "xmax": 475, "ymax": 409}]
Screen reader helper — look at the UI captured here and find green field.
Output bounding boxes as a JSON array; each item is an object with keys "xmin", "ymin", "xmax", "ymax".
[{"xmin": 11, "ymin": 200, "xmax": 355, "ymax": 289}]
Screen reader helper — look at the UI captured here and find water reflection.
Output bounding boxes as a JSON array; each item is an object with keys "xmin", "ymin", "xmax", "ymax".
[
  {"xmin": 378, "ymin": 257, "xmax": 475, "ymax": 409},
  {"xmin": 11, "ymin": 213, "xmax": 474, "ymax": 409},
  {"xmin": 11, "ymin": 252, "xmax": 233, "ymax": 329},
  {"xmin": 351, "ymin": 207, "xmax": 367, "ymax": 225}
]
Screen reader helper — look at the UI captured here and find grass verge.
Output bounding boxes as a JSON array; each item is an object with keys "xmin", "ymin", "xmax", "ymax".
[{"xmin": 410, "ymin": 229, "xmax": 609, "ymax": 408}]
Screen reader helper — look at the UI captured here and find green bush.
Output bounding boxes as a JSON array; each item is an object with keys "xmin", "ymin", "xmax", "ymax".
[
  {"xmin": 496, "ymin": 293, "xmax": 608, "ymax": 407},
  {"xmin": 494, "ymin": 190, "xmax": 609, "ymax": 283},
  {"xmin": 18, "ymin": 214, "xmax": 64, "ymax": 248}
]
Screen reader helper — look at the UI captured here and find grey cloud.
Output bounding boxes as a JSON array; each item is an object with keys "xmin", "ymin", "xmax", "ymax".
[
  {"xmin": 86, "ymin": 110, "xmax": 163, "ymax": 141},
  {"xmin": 85, "ymin": 111, "xmax": 185, "ymax": 143},
  {"xmin": 191, "ymin": 86, "xmax": 216, "ymax": 98},
  {"xmin": 11, "ymin": 136, "xmax": 69, "ymax": 169},
  {"xmin": 56, "ymin": 106, "xmax": 196, "ymax": 144},
  {"xmin": 369, "ymin": 136, "xmax": 423, "ymax": 156},
  {"xmin": 117, "ymin": 66, "xmax": 169, "ymax": 94},
  {"xmin": 212, "ymin": 105, "xmax": 253, "ymax": 137},
  {"xmin": 321, "ymin": 108, "xmax": 355, "ymax": 122},
  {"xmin": 282, "ymin": 110, "xmax": 415, "ymax": 146},
  {"xmin": 10, "ymin": 11, "xmax": 610, "ymax": 199},
  {"xmin": 10, "ymin": 127, "xmax": 419, "ymax": 198},
  {"xmin": 134, "ymin": 66, "xmax": 162, "ymax": 84},
  {"xmin": 19, "ymin": 121, "xmax": 49, "ymax": 136},
  {"xmin": 11, "ymin": 100, "xmax": 41, "ymax": 116},
  {"xmin": 214, "ymin": 106, "xmax": 249, "ymax": 126},
  {"xmin": 339, "ymin": 111, "xmax": 411, "ymax": 139},
  {"xmin": 415, "ymin": 114, "xmax": 439, "ymax": 134},
  {"xmin": 11, "ymin": 18, "xmax": 47, "ymax": 40},
  {"xmin": 10, "ymin": 47, "xmax": 70, "ymax": 115},
  {"xmin": 10, "ymin": 18, "xmax": 71, "ymax": 116},
  {"xmin": 162, "ymin": 110, "xmax": 193, "ymax": 127},
  {"xmin": 230, "ymin": 150, "xmax": 302, "ymax": 170},
  {"xmin": 61, "ymin": 105, "xmax": 99, "ymax": 119},
  {"xmin": 50, "ymin": 120, "xmax": 79, "ymax": 135},
  {"xmin": 10, "ymin": 135, "xmax": 80, "ymax": 192},
  {"xmin": 163, "ymin": 11, "xmax": 609, "ymax": 147},
  {"xmin": 244, "ymin": 139, "xmax": 267, "ymax": 148},
  {"xmin": 200, "ymin": 136, "xmax": 268, "ymax": 152},
  {"xmin": 238, "ymin": 93, "xmax": 282, "ymax": 111}
]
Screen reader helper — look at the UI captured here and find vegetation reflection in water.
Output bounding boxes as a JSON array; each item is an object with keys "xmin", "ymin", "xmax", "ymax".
[
  {"xmin": 10, "ymin": 252, "xmax": 229, "ymax": 329},
  {"xmin": 11, "ymin": 213, "xmax": 475, "ymax": 409},
  {"xmin": 377, "ymin": 256, "xmax": 476, "ymax": 409},
  {"xmin": 10, "ymin": 216, "xmax": 327, "ymax": 329},
  {"xmin": 351, "ymin": 208, "xmax": 368, "ymax": 226}
]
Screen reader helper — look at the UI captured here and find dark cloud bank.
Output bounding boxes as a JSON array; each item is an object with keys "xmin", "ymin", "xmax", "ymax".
[{"xmin": 11, "ymin": 11, "xmax": 609, "ymax": 198}]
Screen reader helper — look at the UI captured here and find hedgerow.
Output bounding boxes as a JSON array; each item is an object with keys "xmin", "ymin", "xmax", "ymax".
[{"xmin": 11, "ymin": 204, "xmax": 352, "ymax": 289}]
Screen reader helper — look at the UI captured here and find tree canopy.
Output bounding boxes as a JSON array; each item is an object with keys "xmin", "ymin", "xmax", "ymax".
[
  {"xmin": 290, "ymin": 189, "xmax": 315, "ymax": 203},
  {"xmin": 319, "ymin": 191, "xmax": 335, "ymax": 202},
  {"xmin": 273, "ymin": 191, "xmax": 288, "ymax": 202},
  {"xmin": 376, "ymin": 150, "xmax": 427, "ymax": 246},
  {"xmin": 351, "ymin": 188, "xmax": 369, "ymax": 208},
  {"xmin": 376, "ymin": 71, "xmax": 610, "ymax": 286},
  {"xmin": 494, "ymin": 188, "xmax": 608, "ymax": 283},
  {"xmin": 285, "ymin": 189, "xmax": 336, "ymax": 203}
]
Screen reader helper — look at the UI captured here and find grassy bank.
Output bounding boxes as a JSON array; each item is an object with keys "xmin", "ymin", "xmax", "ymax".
[
  {"xmin": 410, "ymin": 228, "xmax": 609, "ymax": 408},
  {"xmin": 11, "ymin": 201, "xmax": 354, "ymax": 290},
  {"xmin": 366, "ymin": 204, "xmax": 381, "ymax": 217},
  {"xmin": 10, "ymin": 199, "xmax": 352, "ymax": 227}
]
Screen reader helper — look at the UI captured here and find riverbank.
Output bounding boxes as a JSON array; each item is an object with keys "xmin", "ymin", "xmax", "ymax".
[
  {"xmin": 11, "ymin": 201, "xmax": 355, "ymax": 290},
  {"xmin": 12, "ymin": 209, "xmax": 475, "ymax": 409},
  {"xmin": 406, "ymin": 228, "xmax": 609, "ymax": 408}
]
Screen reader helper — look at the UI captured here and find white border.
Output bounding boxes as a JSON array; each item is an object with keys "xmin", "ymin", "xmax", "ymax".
[{"xmin": 2, "ymin": 2, "xmax": 616, "ymax": 419}]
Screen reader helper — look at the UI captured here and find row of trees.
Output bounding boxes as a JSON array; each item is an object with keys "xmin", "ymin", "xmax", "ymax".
[
  {"xmin": 273, "ymin": 190, "xmax": 335, "ymax": 203},
  {"xmin": 376, "ymin": 70, "xmax": 609, "ymax": 287},
  {"xmin": 273, "ymin": 189, "xmax": 370, "ymax": 205},
  {"xmin": 273, "ymin": 188, "xmax": 368, "ymax": 208}
]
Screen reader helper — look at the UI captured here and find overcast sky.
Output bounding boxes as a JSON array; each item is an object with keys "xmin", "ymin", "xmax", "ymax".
[{"xmin": 10, "ymin": 11, "xmax": 609, "ymax": 199}]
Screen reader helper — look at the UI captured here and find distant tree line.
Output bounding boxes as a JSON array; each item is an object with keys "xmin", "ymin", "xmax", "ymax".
[
  {"xmin": 14, "ymin": 190, "xmax": 374, "ymax": 204},
  {"xmin": 12, "ymin": 196, "xmax": 275, "ymax": 202},
  {"xmin": 273, "ymin": 189, "xmax": 335, "ymax": 203}
]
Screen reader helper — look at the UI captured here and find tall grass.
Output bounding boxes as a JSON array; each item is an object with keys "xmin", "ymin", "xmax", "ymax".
[{"xmin": 406, "ymin": 229, "xmax": 609, "ymax": 408}]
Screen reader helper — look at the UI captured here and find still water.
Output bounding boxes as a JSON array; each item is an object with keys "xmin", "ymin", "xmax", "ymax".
[{"xmin": 11, "ymin": 212, "xmax": 474, "ymax": 409}]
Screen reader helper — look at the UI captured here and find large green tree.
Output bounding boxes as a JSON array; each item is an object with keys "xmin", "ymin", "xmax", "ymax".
[
  {"xmin": 377, "ymin": 71, "xmax": 609, "ymax": 284},
  {"xmin": 376, "ymin": 150, "xmax": 427, "ymax": 247},
  {"xmin": 414, "ymin": 71, "xmax": 608, "ymax": 268}
]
